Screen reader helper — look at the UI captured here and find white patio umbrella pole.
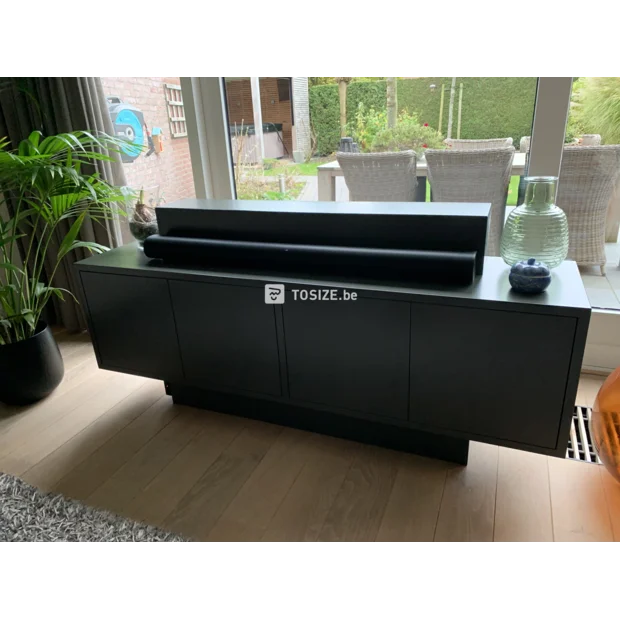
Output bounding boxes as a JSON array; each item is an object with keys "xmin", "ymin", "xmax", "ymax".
[
  {"xmin": 250, "ymin": 77, "xmax": 264, "ymax": 164},
  {"xmin": 447, "ymin": 77, "xmax": 457, "ymax": 139},
  {"xmin": 457, "ymin": 83, "xmax": 463, "ymax": 139}
]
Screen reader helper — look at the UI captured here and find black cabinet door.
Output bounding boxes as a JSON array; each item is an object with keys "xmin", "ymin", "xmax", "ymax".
[
  {"xmin": 283, "ymin": 295, "xmax": 410, "ymax": 419},
  {"xmin": 409, "ymin": 303, "xmax": 576, "ymax": 448},
  {"xmin": 169, "ymin": 281, "xmax": 281, "ymax": 396},
  {"xmin": 80, "ymin": 272, "xmax": 183, "ymax": 380}
]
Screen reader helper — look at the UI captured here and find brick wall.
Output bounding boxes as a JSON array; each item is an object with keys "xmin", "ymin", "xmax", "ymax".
[
  {"xmin": 100, "ymin": 77, "xmax": 196, "ymax": 204},
  {"xmin": 225, "ymin": 78, "xmax": 296, "ymax": 155},
  {"xmin": 226, "ymin": 79, "xmax": 254, "ymax": 126}
]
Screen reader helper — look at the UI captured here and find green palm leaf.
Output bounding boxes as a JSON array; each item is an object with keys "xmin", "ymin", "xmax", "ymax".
[{"xmin": 0, "ymin": 129, "xmax": 134, "ymax": 343}]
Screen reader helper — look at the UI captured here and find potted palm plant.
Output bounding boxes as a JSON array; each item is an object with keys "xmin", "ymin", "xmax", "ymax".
[{"xmin": 0, "ymin": 130, "xmax": 133, "ymax": 404}]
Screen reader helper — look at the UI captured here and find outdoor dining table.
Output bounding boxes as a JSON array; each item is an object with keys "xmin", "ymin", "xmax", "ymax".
[{"xmin": 317, "ymin": 152, "xmax": 528, "ymax": 202}]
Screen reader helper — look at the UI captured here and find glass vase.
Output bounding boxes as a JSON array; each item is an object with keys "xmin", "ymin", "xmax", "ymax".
[
  {"xmin": 592, "ymin": 367, "xmax": 620, "ymax": 484},
  {"xmin": 500, "ymin": 176, "xmax": 569, "ymax": 269},
  {"xmin": 128, "ymin": 202, "xmax": 158, "ymax": 247}
]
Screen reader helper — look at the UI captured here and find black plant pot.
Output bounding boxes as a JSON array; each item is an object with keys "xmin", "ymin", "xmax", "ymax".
[{"xmin": 0, "ymin": 322, "xmax": 64, "ymax": 405}]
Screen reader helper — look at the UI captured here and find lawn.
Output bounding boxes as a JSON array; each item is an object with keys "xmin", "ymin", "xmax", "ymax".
[
  {"xmin": 291, "ymin": 161, "xmax": 327, "ymax": 177},
  {"xmin": 507, "ymin": 176, "xmax": 520, "ymax": 207},
  {"xmin": 261, "ymin": 159, "xmax": 326, "ymax": 177},
  {"xmin": 237, "ymin": 176, "xmax": 304, "ymax": 201}
]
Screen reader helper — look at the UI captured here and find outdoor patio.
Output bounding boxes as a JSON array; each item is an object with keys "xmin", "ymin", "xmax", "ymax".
[
  {"xmin": 581, "ymin": 243, "xmax": 620, "ymax": 309},
  {"xmin": 298, "ymin": 175, "xmax": 346, "ymax": 201}
]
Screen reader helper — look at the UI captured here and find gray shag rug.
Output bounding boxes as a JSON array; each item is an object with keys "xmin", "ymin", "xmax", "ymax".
[{"xmin": 0, "ymin": 473, "xmax": 185, "ymax": 542}]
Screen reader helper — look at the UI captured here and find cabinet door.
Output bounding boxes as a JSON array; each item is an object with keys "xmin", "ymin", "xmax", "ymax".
[
  {"xmin": 169, "ymin": 281, "xmax": 281, "ymax": 396},
  {"xmin": 80, "ymin": 272, "xmax": 183, "ymax": 379},
  {"xmin": 284, "ymin": 295, "xmax": 410, "ymax": 419},
  {"xmin": 409, "ymin": 303, "xmax": 576, "ymax": 448}
]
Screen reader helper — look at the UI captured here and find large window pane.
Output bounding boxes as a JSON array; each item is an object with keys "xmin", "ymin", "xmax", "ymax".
[
  {"xmin": 563, "ymin": 77, "xmax": 620, "ymax": 310},
  {"xmin": 100, "ymin": 77, "xmax": 197, "ymax": 244},
  {"xmin": 223, "ymin": 77, "xmax": 535, "ymax": 214}
]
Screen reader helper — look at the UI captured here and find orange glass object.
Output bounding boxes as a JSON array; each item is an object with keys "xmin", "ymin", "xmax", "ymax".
[{"xmin": 592, "ymin": 366, "xmax": 620, "ymax": 483}]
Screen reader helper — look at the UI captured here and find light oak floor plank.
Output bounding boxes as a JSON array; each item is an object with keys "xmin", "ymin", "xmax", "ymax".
[
  {"xmin": 494, "ymin": 447, "xmax": 553, "ymax": 542},
  {"xmin": 0, "ymin": 367, "xmax": 116, "ymax": 451},
  {"xmin": 600, "ymin": 467, "xmax": 620, "ymax": 541},
  {"xmin": 207, "ymin": 428, "xmax": 315, "ymax": 541},
  {"xmin": 0, "ymin": 373, "xmax": 147, "ymax": 476},
  {"xmin": 162, "ymin": 420, "xmax": 282, "ymax": 540},
  {"xmin": 261, "ymin": 434, "xmax": 359, "ymax": 542},
  {"xmin": 21, "ymin": 381, "xmax": 166, "ymax": 491},
  {"xmin": 434, "ymin": 442, "xmax": 499, "ymax": 542},
  {"xmin": 53, "ymin": 394, "xmax": 179, "ymax": 501},
  {"xmin": 317, "ymin": 443, "xmax": 398, "ymax": 542},
  {"xmin": 86, "ymin": 405, "xmax": 207, "ymax": 515},
  {"xmin": 376, "ymin": 453, "xmax": 449, "ymax": 542},
  {"xmin": 56, "ymin": 332, "xmax": 93, "ymax": 361},
  {"xmin": 58, "ymin": 343, "xmax": 97, "ymax": 373},
  {"xmin": 548, "ymin": 455, "xmax": 613, "ymax": 541},
  {"xmin": 56, "ymin": 355, "xmax": 100, "ymax": 395},
  {"xmin": 124, "ymin": 411, "xmax": 246, "ymax": 526}
]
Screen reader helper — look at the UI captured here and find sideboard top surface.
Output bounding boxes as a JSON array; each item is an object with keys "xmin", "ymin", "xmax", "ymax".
[
  {"xmin": 77, "ymin": 243, "xmax": 591, "ymax": 316},
  {"xmin": 156, "ymin": 198, "xmax": 491, "ymax": 218}
]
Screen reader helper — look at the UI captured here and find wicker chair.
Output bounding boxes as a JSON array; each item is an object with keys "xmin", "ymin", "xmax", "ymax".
[
  {"xmin": 337, "ymin": 151, "xmax": 417, "ymax": 202},
  {"xmin": 426, "ymin": 147, "xmax": 515, "ymax": 256},
  {"xmin": 556, "ymin": 145, "xmax": 620, "ymax": 275},
  {"xmin": 580, "ymin": 134, "xmax": 602, "ymax": 146},
  {"xmin": 444, "ymin": 138, "xmax": 513, "ymax": 150}
]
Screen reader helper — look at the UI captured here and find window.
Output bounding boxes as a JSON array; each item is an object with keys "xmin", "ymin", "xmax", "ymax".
[
  {"xmin": 562, "ymin": 77, "xmax": 620, "ymax": 311},
  {"xmin": 277, "ymin": 78, "xmax": 291, "ymax": 102},
  {"xmin": 101, "ymin": 77, "xmax": 196, "ymax": 244},
  {"xmin": 222, "ymin": 77, "xmax": 535, "ymax": 211},
  {"xmin": 165, "ymin": 83, "xmax": 188, "ymax": 138}
]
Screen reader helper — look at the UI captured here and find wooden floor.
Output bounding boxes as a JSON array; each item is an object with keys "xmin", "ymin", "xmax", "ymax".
[{"xmin": 1, "ymin": 331, "xmax": 619, "ymax": 542}]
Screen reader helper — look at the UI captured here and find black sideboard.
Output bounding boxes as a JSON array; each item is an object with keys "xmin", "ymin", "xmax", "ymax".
[{"xmin": 76, "ymin": 243, "xmax": 590, "ymax": 465}]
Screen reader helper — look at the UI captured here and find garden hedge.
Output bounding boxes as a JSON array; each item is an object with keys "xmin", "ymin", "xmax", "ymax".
[
  {"xmin": 309, "ymin": 78, "xmax": 538, "ymax": 155},
  {"xmin": 308, "ymin": 84, "xmax": 340, "ymax": 156}
]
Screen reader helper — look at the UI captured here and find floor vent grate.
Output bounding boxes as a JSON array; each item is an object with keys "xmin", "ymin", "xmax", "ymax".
[{"xmin": 567, "ymin": 406, "xmax": 602, "ymax": 464}]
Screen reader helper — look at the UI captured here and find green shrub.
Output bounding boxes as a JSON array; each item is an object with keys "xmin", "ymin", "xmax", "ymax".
[
  {"xmin": 372, "ymin": 113, "xmax": 444, "ymax": 156},
  {"xmin": 309, "ymin": 78, "xmax": 538, "ymax": 155},
  {"xmin": 397, "ymin": 77, "xmax": 537, "ymax": 144},
  {"xmin": 346, "ymin": 80, "xmax": 387, "ymax": 126},
  {"xmin": 580, "ymin": 77, "xmax": 620, "ymax": 144},
  {"xmin": 308, "ymin": 84, "xmax": 340, "ymax": 155},
  {"xmin": 349, "ymin": 103, "xmax": 387, "ymax": 152},
  {"xmin": 308, "ymin": 81, "xmax": 387, "ymax": 155},
  {"xmin": 566, "ymin": 77, "xmax": 587, "ymax": 143}
]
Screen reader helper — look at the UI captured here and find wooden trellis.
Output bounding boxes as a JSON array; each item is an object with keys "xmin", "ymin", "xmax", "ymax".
[{"xmin": 165, "ymin": 83, "xmax": 187, "ymax": 138}]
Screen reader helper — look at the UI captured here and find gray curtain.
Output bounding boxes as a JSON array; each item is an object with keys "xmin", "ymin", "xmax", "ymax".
[{"xmin": 0, "ymin": 77, "xmax": 127, "ymax": 331}]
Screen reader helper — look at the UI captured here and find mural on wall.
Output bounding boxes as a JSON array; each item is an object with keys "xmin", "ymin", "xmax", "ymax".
[
  {"xmin": 100, "ymin": 77, "xmax": 196, "ymax": 207},
  {"xmin": 106, "ymin": 96, "xmax": 146, "ymax": 163}
]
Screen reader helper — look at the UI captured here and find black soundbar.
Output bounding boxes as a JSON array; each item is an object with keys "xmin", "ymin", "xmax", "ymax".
[
  {"xmin": 155, "ymin": 200, "xmax": 490, "ymax": 276},
  {"xmin": 143, "ymin": 235, "xmax": 477, "ymax": 285}
]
